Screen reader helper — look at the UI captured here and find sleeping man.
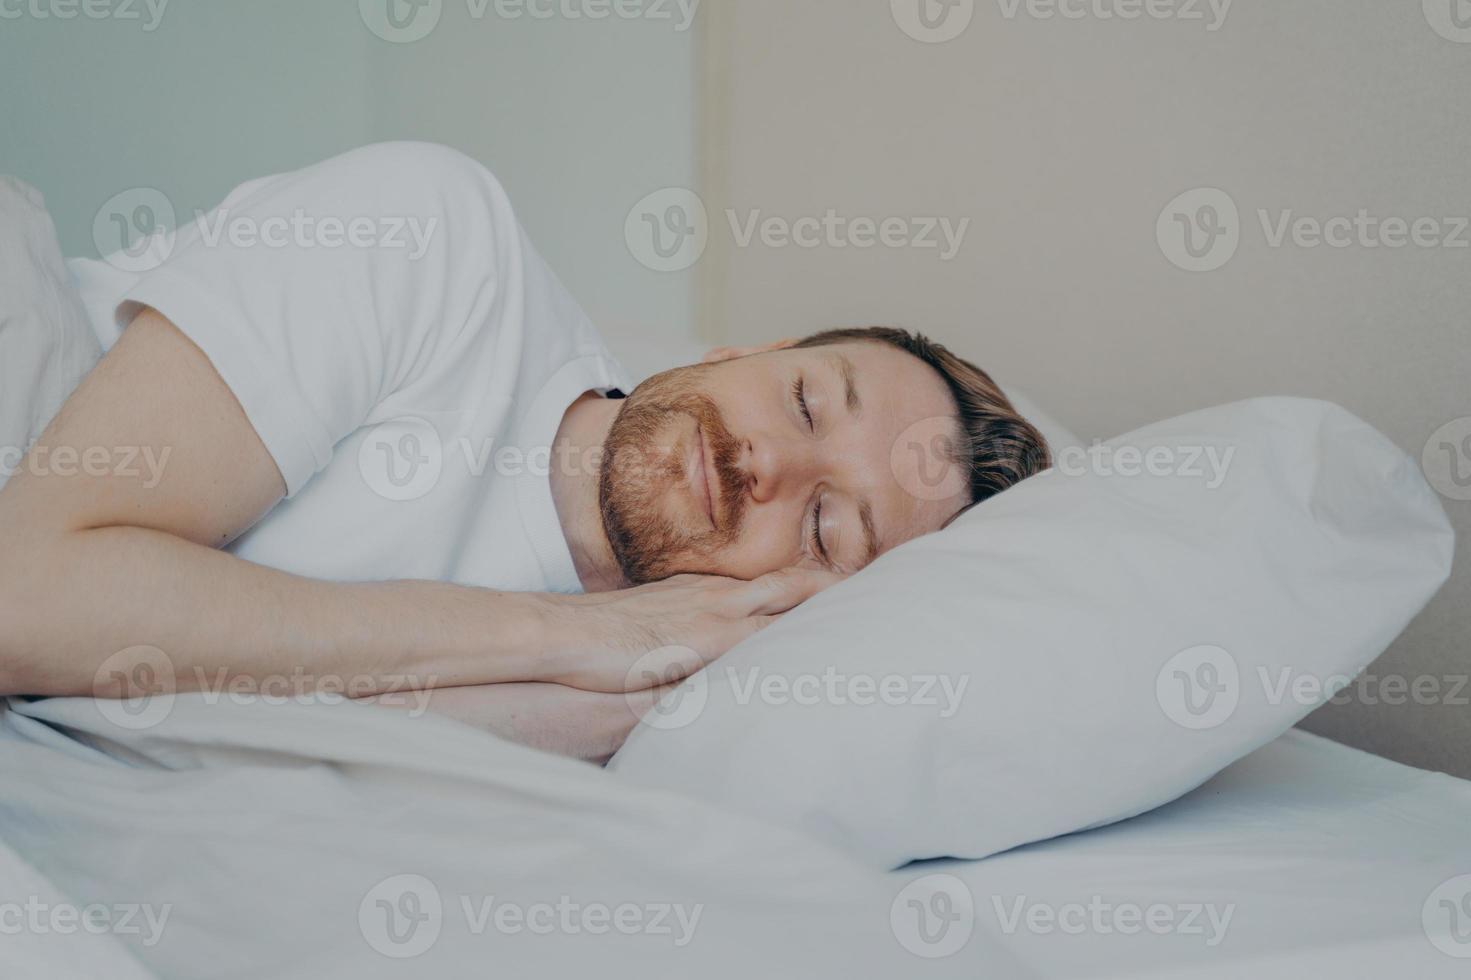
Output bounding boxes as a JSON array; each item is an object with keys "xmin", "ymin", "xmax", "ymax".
[{"xmin": 0, "ymin": 143, "xmax": 1049, "ymax": 762}]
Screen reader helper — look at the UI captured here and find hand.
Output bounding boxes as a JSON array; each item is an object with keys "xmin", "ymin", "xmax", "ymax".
[{"xmin": 541, "ymin": 567, "xmax": 844, "ymax": 695}]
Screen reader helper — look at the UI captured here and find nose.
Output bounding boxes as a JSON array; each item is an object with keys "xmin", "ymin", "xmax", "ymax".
[{"xmin": 745, "ymin": 430, "xmax": 821, "ymax": 505}]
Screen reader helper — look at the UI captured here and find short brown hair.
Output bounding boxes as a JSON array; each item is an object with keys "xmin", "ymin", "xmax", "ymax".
[{"xmin": 793, "ymin": 327, "xmax": 1051, "ymax": 507}]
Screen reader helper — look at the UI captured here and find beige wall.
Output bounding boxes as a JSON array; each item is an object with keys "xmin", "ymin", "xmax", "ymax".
[{"xmin": 700, "ymin": 0, "xmax": 1471, "ymax": 777}]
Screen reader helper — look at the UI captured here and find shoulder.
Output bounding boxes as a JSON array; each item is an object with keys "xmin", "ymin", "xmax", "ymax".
[{"xmin": 326, "ymin": 141, "xmax": 509, "ymax": 201}]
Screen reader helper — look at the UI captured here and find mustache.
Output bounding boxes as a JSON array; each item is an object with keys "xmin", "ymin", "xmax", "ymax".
[
  {"xmin": 598, "ymin": 369, "xmax": 749, "ymax": 584},
  {"xmin": 607, "ymin": 393, "xmax": 747, "ymax": 533},
  {"xmin": 696, "ymin": 399, "xmax": 748, "ymax": 536}
]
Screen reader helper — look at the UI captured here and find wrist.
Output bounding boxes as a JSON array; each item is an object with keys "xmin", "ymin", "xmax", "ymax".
[{"xmin": 514, "ymin": 591, "xmax": 586, "ymax": 685}]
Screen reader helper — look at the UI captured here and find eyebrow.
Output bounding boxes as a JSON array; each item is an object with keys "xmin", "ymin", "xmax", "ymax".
[{"xmin": 828, "ymin": 353, "xmax": 861, "ymax": 414}]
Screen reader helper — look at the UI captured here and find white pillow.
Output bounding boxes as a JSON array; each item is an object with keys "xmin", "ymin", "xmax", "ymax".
[{"xmin": 610, "ymin": 398, "xmax": 1455, "ymax": 868}]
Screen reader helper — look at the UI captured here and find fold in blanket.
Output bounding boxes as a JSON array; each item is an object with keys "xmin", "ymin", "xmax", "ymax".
[{"xmin": 0, "ymin": 696, "xmax": 1033, "ymax": 980}]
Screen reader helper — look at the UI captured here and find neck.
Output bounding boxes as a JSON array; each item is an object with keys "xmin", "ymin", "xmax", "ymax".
[{"xmin": 550, "ymin": 391, "xmax": 627, "ymax": 593}]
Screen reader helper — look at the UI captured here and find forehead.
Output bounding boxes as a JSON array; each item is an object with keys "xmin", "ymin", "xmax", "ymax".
[{"xmin": 796, "ymin": 341, "xmax": 968, "ymax": 551}]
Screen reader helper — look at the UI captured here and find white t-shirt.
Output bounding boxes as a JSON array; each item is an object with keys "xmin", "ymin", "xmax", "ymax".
[{"xmin": 68, "ymin": 142, "xmax": 630, "ymax": 594}]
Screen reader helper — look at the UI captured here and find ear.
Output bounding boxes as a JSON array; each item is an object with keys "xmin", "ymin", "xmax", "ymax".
[{"xmin": 700, "ymin": 338, "xmax": 798, "ymax": 364}]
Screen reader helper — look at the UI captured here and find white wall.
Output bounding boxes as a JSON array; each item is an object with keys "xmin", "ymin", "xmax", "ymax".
[
  {"xmin": 0, "ymin": 0, "xmax": 699, "ymax": 348},
  {"xmin": 705, "ymin": 0, "xmax": 1471, "ymax": 777},
  {"xmin": 361, "ymin": 0, "xmax": 701, "ymax": 349},
  {"xmin": 0, "ymin": 1, "xmax": 372, "ymax": 257}
]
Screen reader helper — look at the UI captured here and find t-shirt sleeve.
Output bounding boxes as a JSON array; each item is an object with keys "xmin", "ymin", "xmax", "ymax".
[{"xmin": 120, "ymin": 142, "xmax": 520, "ymax": 496}]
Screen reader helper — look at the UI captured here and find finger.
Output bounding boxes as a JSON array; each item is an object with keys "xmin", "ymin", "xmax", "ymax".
[
  {"xmin": 727, "ymin": 614, "xmax": 779, "ymax": 645},
  {"xmin": 740, "ymin": 567, "xmax": 845, "ymax": 616}
]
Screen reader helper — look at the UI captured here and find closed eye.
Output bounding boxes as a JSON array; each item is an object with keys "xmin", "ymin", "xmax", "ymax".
[
  {"xmin": 809, "ymin": 497, "xmax": 831, "ymax": 565},
  {"xmin": 792, "ymin": 377, "xmax": 815, "ymax": 431}
]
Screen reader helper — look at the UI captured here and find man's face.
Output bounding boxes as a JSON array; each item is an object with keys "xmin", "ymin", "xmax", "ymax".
[{"xmin": 598, "ymin": 340, "xmax": 970, "ymax": 584}]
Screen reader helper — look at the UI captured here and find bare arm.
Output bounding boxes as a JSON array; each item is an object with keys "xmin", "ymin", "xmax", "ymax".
[
  {"xmin": 0, "ymin": 310, "xmax": 558, "ymax": 696},
  {"xmin": 364, "ymin": 682, "xmax": 674, "ymax": 765},
  {"xmin": 0, "ymin": 311, "xmax": 833, "ymax": 700}
]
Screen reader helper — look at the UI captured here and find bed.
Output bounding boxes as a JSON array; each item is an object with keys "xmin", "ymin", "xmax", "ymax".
[
  {"xmin": 920, "ymin": 729, "xmax": 1471, "ymax": 978},
  {"xmin": 2, "ymin": 175, "xmax": 1466, "ymax": 979},
  {"xmin": 0, "ymin": 695, "xmax": 1466, "ymax": 979}
]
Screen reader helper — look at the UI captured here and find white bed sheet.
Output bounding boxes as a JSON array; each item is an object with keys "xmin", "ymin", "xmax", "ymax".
[
  {"xmin": 0, "ymin": 695, "xmax": 1035, "ymax": 980},
  {"xmin": 923, "ymin": 730, "xmax": 1471, "ymax": 979},
  {"xmin": 0, "ymin": 834, "xmax": 159, "ymax": 980},
  {"xmin": 3, "ymin": 697, "xmax": 1465, "ymax": 979}
]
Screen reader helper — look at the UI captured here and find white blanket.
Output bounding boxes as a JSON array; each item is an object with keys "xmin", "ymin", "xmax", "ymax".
[{"xmin": 0, "ymin": 696, "xmax": 1032, "ymax": 979}]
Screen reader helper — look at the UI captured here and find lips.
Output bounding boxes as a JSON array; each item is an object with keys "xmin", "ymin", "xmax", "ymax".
[{"xmin": 687, "ymin": 419, "xmax": 717, "ymax": 528}]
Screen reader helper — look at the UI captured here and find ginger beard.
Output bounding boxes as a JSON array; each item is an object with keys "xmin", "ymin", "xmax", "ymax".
[{"xmin": 599, "ymin": 365, "xmax": 749, "ymax": 585}]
